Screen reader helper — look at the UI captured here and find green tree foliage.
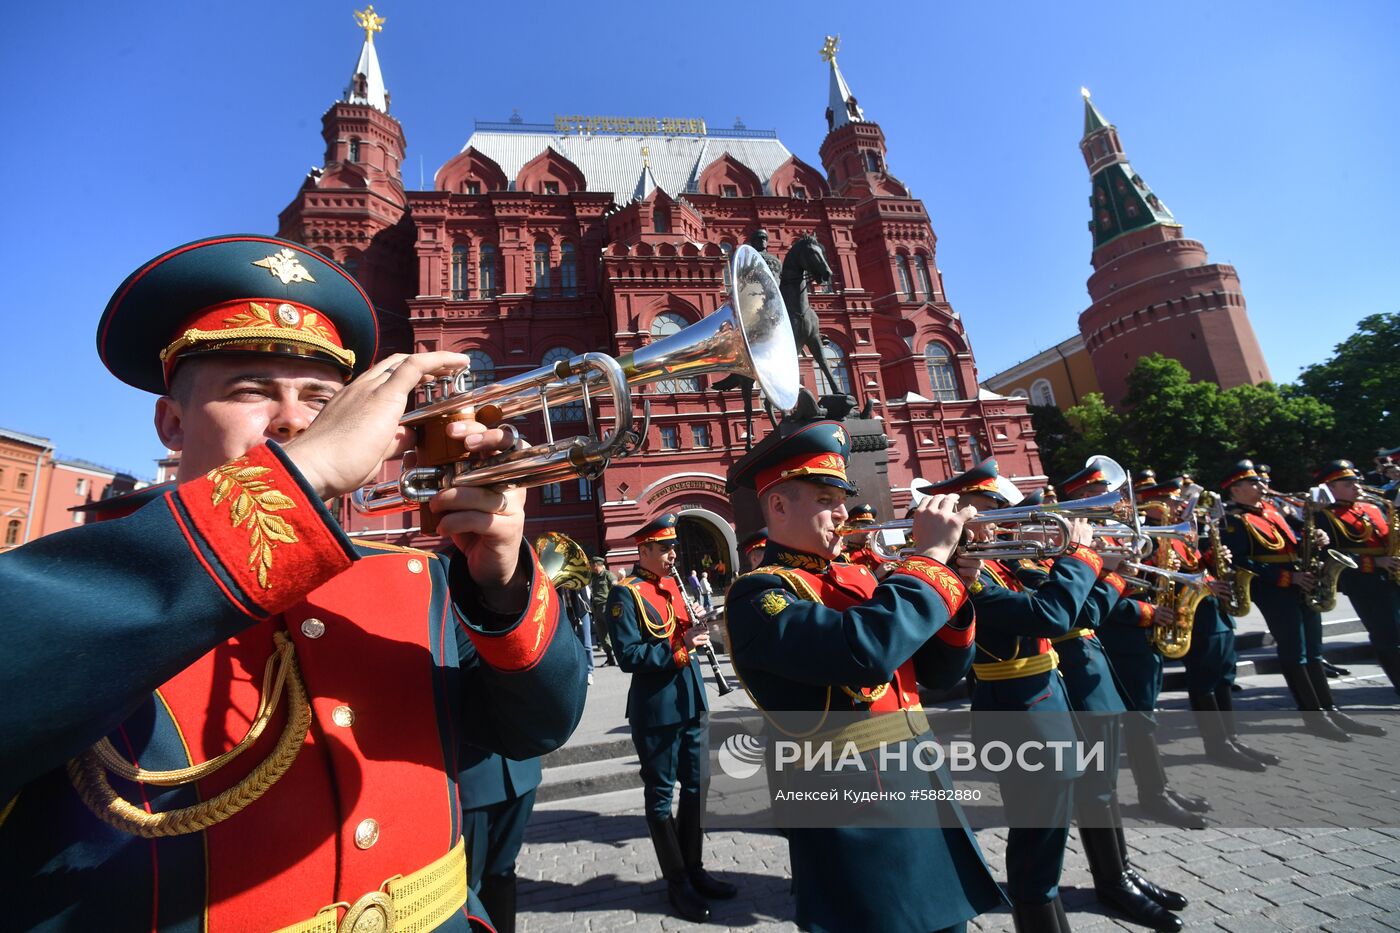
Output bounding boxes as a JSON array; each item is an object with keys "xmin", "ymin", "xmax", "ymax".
[
  {"xmin": 1297, "ymin": 313, "xmax": 1400, "ymax": 467},
  {"xmin": 1031, "ymin": 353, "xmax": 1338, "ymax": 489}
]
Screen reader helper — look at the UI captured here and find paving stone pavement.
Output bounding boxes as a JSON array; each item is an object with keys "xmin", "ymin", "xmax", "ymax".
[{"xmin": 516, "ymin": 635, "xmax": 1400, "ymax": 931}]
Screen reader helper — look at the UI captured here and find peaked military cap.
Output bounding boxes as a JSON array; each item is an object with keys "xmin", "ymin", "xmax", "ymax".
[
  {"xmin": 1021, "ymin": 487, "xmax": 1047, "ymax": 507},
  {"xmin": 846, "ymin": 503, "xmax": 877, "ymax": 525},
  {"xmin": 920, "ymin": 459, "xmax": 1010, "ymax": 506},
  {"xmin": 1315, "ymin": 459, "xmax": 1363, "ymax": 484},
  {"xmin": 1220, "ymin": 460, "xmax": 1263, "ymax": 489},
  {"xmin": 1133, "ymin": 468, "xmax": 1158, "ymax": 492},
  {"xmin": 1137, "ymin": 478, "xmax": 1184, "ymax": 502},
  {"xmin": 1378, "ymin": 446, "xmax": 1400, "ymax": 460},
  {"xmin": 633, "ymin": 513, "xmax": 679, "ymax": 544},
  {"xmin": 739, "ymin": 526, "xmax": 769, "ymax": 553},
  {"xmin": 68, "ymin": 483, "xmax": 174, "ymax": 523},
  {"xmin": 97, "ymin": 234, "xmax": 379, "ymax": 394},
  {"xmin": 729, "ymin": 420, "xmax": 855, "ymax": 496},
  {"xmin": 1059, "ymin": 462, "xmax": 1111, "ymax": 497}
]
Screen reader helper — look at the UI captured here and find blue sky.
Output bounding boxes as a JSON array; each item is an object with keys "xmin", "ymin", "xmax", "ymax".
[{"xmin": 3, "ymin": 1, "xmax": 1396, "ymax": 478}]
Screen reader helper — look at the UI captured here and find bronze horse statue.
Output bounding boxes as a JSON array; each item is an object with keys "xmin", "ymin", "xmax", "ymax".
[{"xmin": 714, "ymin": 234, "xmax": 844, "ymax": 446}]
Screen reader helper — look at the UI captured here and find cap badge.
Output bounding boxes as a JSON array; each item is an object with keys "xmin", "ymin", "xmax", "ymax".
[
  {"xmin": 276, "ymin": 303, "xmax": 301, "ymax": 326},
  {"xmin": 252, "ymin": 248, "xmax": 317, "ymax": 285},
  {"xmin": 833, "ymin": 426, "xmax": 846, "ymax": 445}
]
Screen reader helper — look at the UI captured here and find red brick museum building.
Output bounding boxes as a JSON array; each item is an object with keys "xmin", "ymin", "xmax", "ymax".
[{"xmin": 277, "ymin": 24, "xmax": 1044, "ymax": 573}]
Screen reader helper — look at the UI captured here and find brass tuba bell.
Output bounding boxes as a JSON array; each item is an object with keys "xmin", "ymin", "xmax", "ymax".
[{"xmin": 535, "ymin": 531, "xmax": 593, "ymax": 591}]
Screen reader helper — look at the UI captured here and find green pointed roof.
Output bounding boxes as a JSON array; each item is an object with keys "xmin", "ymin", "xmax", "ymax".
[{"xmin": 1082, "ymin": 88, "xmax": 1109, "ymax": 138}]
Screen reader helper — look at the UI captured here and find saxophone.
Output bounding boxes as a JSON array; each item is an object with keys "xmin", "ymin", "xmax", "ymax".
[
  {"xmin": 1300, "ymin": 497, "xmax": 1357, "ymax": 613},
  {"xmin": 1357, "ymin": 489, "xmax": 1400, "ymax": 586},
  {"xmin": 1206, "ymin": 492, "xmax": 1252, "ymax": 615},
  {"xmin": 1149, "ymin": 541, "xmax": 1199, "ymax": 659}
]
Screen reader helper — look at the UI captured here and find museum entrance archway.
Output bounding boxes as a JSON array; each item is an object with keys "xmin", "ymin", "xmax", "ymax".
[{"xmin": 675, "ymin": 509, "xmax": 737, "ymax": 596}]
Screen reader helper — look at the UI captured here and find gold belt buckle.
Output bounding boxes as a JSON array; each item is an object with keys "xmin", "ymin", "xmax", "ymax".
[{"xmin": 339, "ymin": 890, "xmax": 395, "ymax": 933}]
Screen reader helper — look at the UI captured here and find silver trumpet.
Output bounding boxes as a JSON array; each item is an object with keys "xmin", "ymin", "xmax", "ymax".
[
  {"xmin": 1116, "ymin": 560, "xmax": 1208, "ymax": 592},
  {"xmin": 836, "ymin": 489, "xmax": 1130, "ymax": 562},
  {"xmin": 353, "ymin": 246, "xmax": 800, "ymax": 514}
]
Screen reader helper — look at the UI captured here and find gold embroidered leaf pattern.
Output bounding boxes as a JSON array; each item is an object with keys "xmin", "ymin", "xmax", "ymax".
[{"xmin": 205, "ymin": 458, "xmax": 300, "ymax": 590}]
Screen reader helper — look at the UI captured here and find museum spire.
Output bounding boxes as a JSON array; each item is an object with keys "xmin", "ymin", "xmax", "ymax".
[
  {"xmin": 821, "ymin": 35, "xmax": 865, "ymax": 132},
  {"xmin": 344, "ymin": 6, "xmax": 390, "ymax": 113}
]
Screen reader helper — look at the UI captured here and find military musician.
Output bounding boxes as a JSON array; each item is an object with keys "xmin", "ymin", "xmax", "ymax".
[
  {"xmin": 724, "ymin": 421, "xmax": 1003, "ymax": 933},
  {"xmin": 0, "ymin": 235, "xmax": 588, "ymax": 931},
  {"xmin": 605, "ymin": 514, "xmax": 736, "ymax": 923}
]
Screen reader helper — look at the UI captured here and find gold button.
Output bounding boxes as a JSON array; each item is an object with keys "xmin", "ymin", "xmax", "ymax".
[
  {"xmin": 300, "ymin": 617, "xmax": 325, "ymax": 639},
  {"xmin": 407, "ymin": 558, "xmax": 423, "ymax": 574},
  {"xmin": 354, "ymin": 818, "xmax": 380, "ymax": 849},
  {"xmin": 332, "ymin": 705, "xmax": 355, "ymax": 728}
]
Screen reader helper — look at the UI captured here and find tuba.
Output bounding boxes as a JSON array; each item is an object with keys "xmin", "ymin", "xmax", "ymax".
[
  {"xmin": 352, "ymin": 246, "xmax": 799, "ymax": 521},
  {"xmin": 536, "ymin": 531, "xmax": 592, "ymax": 591}
]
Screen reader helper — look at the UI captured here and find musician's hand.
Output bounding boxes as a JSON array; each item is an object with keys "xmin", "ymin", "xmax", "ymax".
[
  {"xmin": 684, "ymin": 624, "xmax": 710, "ymax": 650},
  {"xmin": 1220, "ymin": 545, "xmax": 1234, "ymax": 564},
  {"xmin": 430, "ymin": 423, "xmax": 530, "ymax": 595},
  {"xmin": 1296, "ymin": 572, "xmax": 1319, "ymax": 593},
  {"xmin": 1375, "ymin": 556, "xmax": 1399, "ymax": 573},
  {"xmin": 913, "ymin": 493, "xmax": 976, "ymax": 566},
  {"xmin": 1312, "ymin": 529, "xmax": 1330, "ymax": 548},
  {"xmin": 1099, "ymin": 552, "xmax": 1125, "ymax": 573},
  {"xmin": 954, "ymin": 554, "xmax": 983, "ymax": 587},
  {"xmin": 1068, "ymin": 518, "xmax": 1094, "ymax": 549},
  {"xmin": 1150, "ymin": 605, "xmax": 1176, "ymax": 628},
  {"xmin": 1208, "ymin": 579, "xmax": 1233, "ymax": 599},
  {"xmin": 283, "ymin": 351, "xmax": 472, "ymax": 498}
]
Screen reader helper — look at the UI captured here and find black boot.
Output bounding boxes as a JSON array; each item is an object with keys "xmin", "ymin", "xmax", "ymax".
[
  {"xmin": 646, "ymin": 817, "xmax": 710, "ymax": 923},
  {"xmin": 1214, "ymin": 683, "xmax": 1280, "ymax": 765},
  {"xmin": 1011, "ymin": 898, "xmax": 1064, "ymax": 933},
  {"xmin": 1051, "ymin": 895, "xmax": 1071, "ymax": 932},
  {"xmin": 1111, "ymin": 796, "xmax": 1189, "ymax": 912},
  {"xmin": 1321, "ymin": 658, "xmax": 1351, "ymax": 677},
  {"xmin": 478, "ymin": 873, "xmax": 517, "ymax": 933},
  {"xmin": 1280, "ymin": 663, "xmax": 1351, "ymax": 742},
  {"xmin": 1376, "ymin": 646, "xmax": 1400, "ymax": 696},
  {"xmin": 676, "ymin": 798, "xmax": 737, "ymax": 900},
  {"xmin": 1124, "ymin": 721, "xmax": 1207, "ymax": 829},
  {"xmin": 1190, "ymin": 691, "xmax": 1265, "ymax": 772},
  {"xmin": 1080, "ymin": 827, "xmax": 1183, "ymax": 932},
  {"xmin": 1308, "ymin": 659, "xmax": 1388, "ymax": 737}
]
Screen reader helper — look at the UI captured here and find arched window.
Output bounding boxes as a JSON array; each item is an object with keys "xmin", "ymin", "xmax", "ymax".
[
  {"xmin": 654, "ymin": 206, "xmax": 670, "ymax": 234},
  {"xmin": 541, "ymin": 347, "xmax": 584, "ymax": 421},
  {"xmin": 814, "ymin": 338, "xmax": 852, "ymax": 396},
  {"xmin": 451, "ymin": 244, "xmax": 469, "ymax": 299},
  {"xmin": 5, "ymin": 520, "xmax": 19, "ymax": 546},
  {"xmin": 534, "ymin": 242, "xmax": 551, "ymax": 296},
  {"xmin": 16, "ymin": 472, "xmax": 28, "ymax": 491},
  {"xmin": 478, "ymin": 244, "xmax": 498, "ymax": 299},
  {"xmin": 458, "ymin": 349, "xmax": 496, "ymax": 390},
  {"xmin": 864, "ymin": 150, "xmax": 880, "ymax": 172},
  {"xmin": 720, "ymin": 241, "xmax": 734, "ymax": 288},
  {"xmin": 1030, "ymin": 379, "xmax": 1056, "ymax": 407},
  {"xmin": 348, "ymin": 137, "xmax": 361, "ymax": 163},
  {"xmin": 895, "ymin": 255, "xmax": 914, "ymax": 300},
  {"xmin": 924, "ymin": 344, "xmax": 961, "ymax": 401},
  {"xmin": 560, "ymin": 242, "xmax": 577, "ymax": 297},
  {"xmin": 650, "ymin": 313, "xmax": 699, "ymax": 393},
  {"xmin": 913, "ymin": 255, "xmax": 933, "ymax": 297}
]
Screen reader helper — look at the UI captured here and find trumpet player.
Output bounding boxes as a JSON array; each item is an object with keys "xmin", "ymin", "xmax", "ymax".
[
  {"xmin": 936, "ymin": 462, "xmax": 1129, "ymax": 932},
  {"xmin": 1219, "ymin": 460, "xmax": 1380, "ymax": 740},
  {"xmin": 1109, "ymin": 482, "xmax": 1216, "ymax": 825},
  {"xmin": 605, "ymin": 513, "xmax": 735, "ymax": 923},
  {"xmin": 1316, "ymin": 460, "xmax": 1400, "ymax": 696},
  {"xmin": 841, "ymin": 502, "xmax": 886, "ymax": 572},
  {"xmin": 724, "ymin": 421, "xmax": 1003, "ymax": 933},
  {"xmin": 1012, "ymin": 479, "xmax": 1189, "ymax": 932},
  {"xmin": 0, "ymin": 235, "xmax": 590, "ymax": 932}
]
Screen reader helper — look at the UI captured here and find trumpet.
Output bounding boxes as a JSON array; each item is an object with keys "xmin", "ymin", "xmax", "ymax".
[
  {"xmin": 353, "ymin": 246, "xmax": 800, "ymax": 518},
  {"xmin": 836, "ymin": 489, "xmax": 1129, "ymax": 562},
  {"xmin": 1116, "ymin": 559, "xmax": 1208, "ymax": 592}
]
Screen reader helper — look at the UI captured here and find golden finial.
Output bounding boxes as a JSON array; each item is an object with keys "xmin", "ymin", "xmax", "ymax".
[
  {"xmin": 641, "ymin": 146, "xmax": 650, "ymax": 168},
  {"xmin": 1080, "ymin": 86, "xmax": 1092, "ymax": 99},
  {"xmin": 819, "ymin": 35, "xmax": 840, "ymax": 64},
  {"xmin": 354, "ymin": 5, "xmax": 386, "ymax": 43}
]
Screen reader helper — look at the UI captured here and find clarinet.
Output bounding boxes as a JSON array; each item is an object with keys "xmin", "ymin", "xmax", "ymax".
[{"xmin": 671, "ymin": 569, "xmax": 736, "ymax": 696}]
